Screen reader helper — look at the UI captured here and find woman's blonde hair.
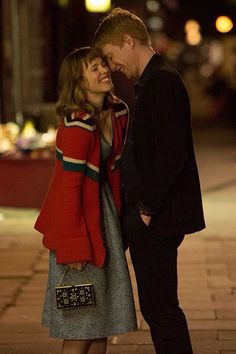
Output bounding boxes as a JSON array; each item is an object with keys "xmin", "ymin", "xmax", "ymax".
[
  {"xmin": 56, "ymin": 47, "xmax": 107, "ymax": 117},
  {"xmin": 93, "ymin": 7, "xmax": 151, "ymax": 48}
]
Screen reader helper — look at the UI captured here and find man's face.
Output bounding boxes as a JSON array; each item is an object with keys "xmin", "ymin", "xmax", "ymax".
[{"xmin": 103, "ymin": 41, "xmax": 138, "ymax": 80}]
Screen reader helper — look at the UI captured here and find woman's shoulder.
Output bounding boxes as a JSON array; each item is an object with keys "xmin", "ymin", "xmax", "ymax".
[{"xmin": 62, "ymin": 111, "xmax": 96, "ymax": 132}]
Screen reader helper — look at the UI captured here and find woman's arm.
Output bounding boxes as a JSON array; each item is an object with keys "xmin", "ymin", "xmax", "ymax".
[{"xmin": 55, "ymin": 121, "xmax": 95, "ymax": 264}]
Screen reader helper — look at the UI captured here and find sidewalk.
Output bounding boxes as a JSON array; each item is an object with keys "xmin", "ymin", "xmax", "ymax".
[{"xmin": 0, "ymin": 121, "xmax": 236, "ymax": 354}]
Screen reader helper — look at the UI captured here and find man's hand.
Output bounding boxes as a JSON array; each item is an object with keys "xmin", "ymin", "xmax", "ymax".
[{"xmin": 140, "ymin": 213, "xmax": 151, "ymax": 226}]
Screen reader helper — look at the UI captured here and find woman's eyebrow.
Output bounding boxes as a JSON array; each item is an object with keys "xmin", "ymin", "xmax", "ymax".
[{"xmin": 89, "ymin": 63, "xmax": 98, "ymax": 70}]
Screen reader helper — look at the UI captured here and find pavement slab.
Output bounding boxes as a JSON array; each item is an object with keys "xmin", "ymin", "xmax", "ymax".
[{"xmin": 0, "ymin": 342, "xmax": 61, "ymax": 354}]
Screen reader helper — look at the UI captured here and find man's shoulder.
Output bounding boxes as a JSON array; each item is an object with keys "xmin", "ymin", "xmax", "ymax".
[
  {"xmin": 153, "ymin": 61, "xmax": 182, "ymax": 83},
  {"xmin": 145, "ymin": 62, "xmax": 186, "ymax": 96}
]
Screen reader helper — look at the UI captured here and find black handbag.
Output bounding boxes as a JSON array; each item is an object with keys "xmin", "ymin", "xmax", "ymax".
[{"xmin": 55, "ymin": 266, "xmax": 95, "ymax": 310}]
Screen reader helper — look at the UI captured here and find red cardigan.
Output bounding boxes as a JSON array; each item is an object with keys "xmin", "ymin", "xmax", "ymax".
[{"xmin": 34, "ymin": 98, "xmax": 128, "ymax": 267}]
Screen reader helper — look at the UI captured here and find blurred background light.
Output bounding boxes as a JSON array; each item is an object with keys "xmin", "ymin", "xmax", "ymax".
[
  {"xmin": 184, "ymin": 19, "xmax": 200, "ymax": 33},
  {"xmin": 146, "ymin": 0, "xmax": 160, "ymax": 12},
  {"xmin": 56, "ymin": 0, "xmax": 69, "ymax": 7},
  {"xmin": 215, "ymin": 16, "xmax": 234, "ymax": 33},
  {"xmin": 186, "ymin": 32, "xmax": 202, "ymax": 45},
  {"xmin": 200, "ymin": 64, "xmax": 215, "ymax": 78},
  {"xmin": 185, "ymin": 19, "xmax": 202, "ymax": 46},
  {"xmin": 207, "ymin": 40, "xmax": 224, "ymax": 67},
  {"xmin": 162, "ymin": 0, "xmax": 179, "ymax": 10},
  {"xmin": 85, "ymin": 0, "xmax": 111, "ymax": 13},
  {"xmin": 147, "ymin": 16, "xmax": 163, "ymax": 31}
]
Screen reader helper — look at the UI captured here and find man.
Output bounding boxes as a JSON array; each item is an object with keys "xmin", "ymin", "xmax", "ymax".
[{"xmin": 94, "ymin": 8, "xmax": 205, "ymax": 354}]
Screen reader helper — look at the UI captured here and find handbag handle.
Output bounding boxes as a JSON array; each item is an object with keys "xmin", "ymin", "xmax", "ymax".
[{"xmin": 57, "ymin": 265, "xmax": 91, "ymax": 287}]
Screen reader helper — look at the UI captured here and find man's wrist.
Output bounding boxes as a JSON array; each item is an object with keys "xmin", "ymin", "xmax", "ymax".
[
  {"xmin": 137, "ymin": 200, "xmax": 156, "ymax": 216},
  {"xmin": 139, "ymin": 209, "xmax": 153, "ymax": 217}
]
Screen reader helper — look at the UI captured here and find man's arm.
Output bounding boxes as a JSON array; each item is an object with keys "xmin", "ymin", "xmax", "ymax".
[{"xmin": 137, "ymin": 71, "xmax": 190, "ymax": 214}]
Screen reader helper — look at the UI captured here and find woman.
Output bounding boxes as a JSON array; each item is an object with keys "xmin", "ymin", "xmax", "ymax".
[{"xmin": 34, "ymin": 47, "xmax": 137, "ymax": 354}]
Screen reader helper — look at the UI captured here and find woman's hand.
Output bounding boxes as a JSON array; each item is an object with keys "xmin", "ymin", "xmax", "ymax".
[{"xmin": 68, "ymin": 262, "xmax": 86, "ymax": 270}]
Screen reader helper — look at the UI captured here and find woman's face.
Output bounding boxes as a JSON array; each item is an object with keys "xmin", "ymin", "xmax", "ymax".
[{"xmin": 82, "ymin": 56, "xmax": 113, "ymax": 96}]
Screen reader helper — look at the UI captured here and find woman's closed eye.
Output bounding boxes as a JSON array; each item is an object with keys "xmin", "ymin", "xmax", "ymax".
[
  {"xmin": 90, "ymin": 64, "xmax": 98, "ymax": 72},
  {"xmin": 101, "ymin": 60, "xmax": 108, "ymax": 68}
]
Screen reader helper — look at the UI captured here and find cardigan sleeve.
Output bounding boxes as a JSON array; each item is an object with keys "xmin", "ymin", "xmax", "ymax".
[{"xmin": 55, "ymin": 123, "xmax": 95, "ymax": 264}]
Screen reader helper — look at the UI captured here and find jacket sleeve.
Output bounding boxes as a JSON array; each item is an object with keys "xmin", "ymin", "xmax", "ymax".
[
  {"xmin": 55, "ymin": 124, "xmax": 94, "ymax": 264},
  {"xmin": 138, "ymin": 72, "xmax": 190, "ymax": 213}
]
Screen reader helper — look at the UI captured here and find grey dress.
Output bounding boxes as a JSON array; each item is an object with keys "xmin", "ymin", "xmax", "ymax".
[{"xmin": 42, "ymin": 136, "xmax": 137, "ymax": 339}]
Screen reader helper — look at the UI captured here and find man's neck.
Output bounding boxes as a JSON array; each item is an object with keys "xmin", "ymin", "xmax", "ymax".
[{"xmin": 137, "ymin": 46, "xmax": 156, "ymax": 78}]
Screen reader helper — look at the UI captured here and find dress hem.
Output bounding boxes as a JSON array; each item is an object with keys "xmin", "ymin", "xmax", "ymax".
[{"xmin": 42, "ymin": 321, "xmax": 138, "ymax": 340}]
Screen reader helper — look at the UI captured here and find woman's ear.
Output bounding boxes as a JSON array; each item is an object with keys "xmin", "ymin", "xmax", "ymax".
[{"xmin": 123, "ymin": 34, "xmax": 135, "ymax": 48}]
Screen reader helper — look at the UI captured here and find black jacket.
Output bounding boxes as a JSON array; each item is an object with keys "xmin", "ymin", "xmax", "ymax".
[{"xmin": 122, "ymin": 53, "xmax": 205, "ymax": 236}]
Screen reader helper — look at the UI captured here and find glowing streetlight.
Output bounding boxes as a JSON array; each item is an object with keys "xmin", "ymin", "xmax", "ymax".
[
  {"xmin": 184, "ymin": 19, "xmax": 202, "ymax": 46},
  {"xmin": 215, "ymin": 16, "xmax": 233, "ymax": 33},
  {"xmin": 85, "ymin": 0, "xmax": 111, "ymax": 13}
]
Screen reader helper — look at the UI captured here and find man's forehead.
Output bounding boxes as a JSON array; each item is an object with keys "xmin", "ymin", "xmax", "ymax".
[
  {"xmin": 102, "ymin": 44, "xmax": 111, "ymax": 55},
  {"xmin": 103, "ymin": 43, "xmax": 118, "ymax": 55}
]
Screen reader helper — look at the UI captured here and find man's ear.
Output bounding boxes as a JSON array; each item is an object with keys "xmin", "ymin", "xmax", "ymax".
[{"xmin": 123, "ymin": 34, "xmax": 135, "ymax": 48}]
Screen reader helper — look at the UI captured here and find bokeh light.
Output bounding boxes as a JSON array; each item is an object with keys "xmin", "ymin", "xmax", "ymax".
[
  {"xmin": 85, "ymin": 0, "xmax": 111, "ymax": 13},
  {"xmin": 185, "ymin": 19, "xmax": 202, "ymax": 46},
  {"xmin": 146, "ymin": 0, "xmax": 160, "ymax": 12},
  {"xmin": 215, "ymin": 16, "xmax": 234, "ymax": 33}
]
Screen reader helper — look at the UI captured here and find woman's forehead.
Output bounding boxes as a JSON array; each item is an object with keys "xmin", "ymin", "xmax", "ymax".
[
  {"xmin": 83, "ymin": 56, "xmax": 104, "ymax": 71},
  {"xmin": 88, "ymin": 56, "xmax": 103, "ymax": 65}
]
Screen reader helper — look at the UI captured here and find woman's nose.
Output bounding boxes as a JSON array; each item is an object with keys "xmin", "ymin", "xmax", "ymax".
[{"xmin": 100, "ymin": 65, "xmax": 110, "ymax": 74}]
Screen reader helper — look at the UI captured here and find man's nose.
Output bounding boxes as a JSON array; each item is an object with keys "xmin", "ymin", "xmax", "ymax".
[{"xmin": 108, "ymin": 60, "xmax": 116, "ymax": 72}]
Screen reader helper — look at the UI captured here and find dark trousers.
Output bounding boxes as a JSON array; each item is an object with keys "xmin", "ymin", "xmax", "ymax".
[{"xmin": 123, "ymin": 206, "xmax": 193, "ymax": 354}]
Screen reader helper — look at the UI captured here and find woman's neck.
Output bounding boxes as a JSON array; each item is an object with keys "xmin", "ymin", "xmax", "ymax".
[{"xmin": 87, "ymin": 93, "xmax": 105, "ymax": 113}]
